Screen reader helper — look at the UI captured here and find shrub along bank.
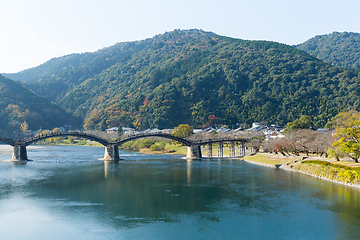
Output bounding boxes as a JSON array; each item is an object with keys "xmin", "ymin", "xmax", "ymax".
[
  {"xmin": 245, "ymin": 154, "xmax": 360, "ymax": 186},
  {"xmin": 292, "ymin": 160, "xmax": 360, "ymax": 185},
  {"xmin": 120, "ymin": 138, "xmax": 179, "ymax": 154}
]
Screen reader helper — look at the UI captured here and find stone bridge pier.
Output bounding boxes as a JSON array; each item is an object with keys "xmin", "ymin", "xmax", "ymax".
[
  {"xmin": 12, "ymin": 144, "xmax": 28, "ymax": 162},
  {"xmin": 186, "ymin": 144, "xmax": 202, "ymax": 159},
  {"xmin": 103, "ymin": 144, "xmax": 121, "ymax": 161}
]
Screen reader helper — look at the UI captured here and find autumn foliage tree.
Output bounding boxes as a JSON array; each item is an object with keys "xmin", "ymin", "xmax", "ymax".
[
  {"xmin": 332, "ymin": 110, "xmax": 360, "ymax": 162},
  {"xmin": 20, "ymin": 121, "xmax": 28, "ymax": 132},
  {"xmin": 203, "ymin": 115, "xmax": 222, "ymax": 128},
  {"xmin": 172, "ymin": 124, "xmax": 194, "ymax": 139}
]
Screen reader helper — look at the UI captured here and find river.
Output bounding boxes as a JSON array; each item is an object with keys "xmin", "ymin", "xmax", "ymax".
[{"xmin": 1, "ymin": 145, "xmax": 360, "ymax": 239}]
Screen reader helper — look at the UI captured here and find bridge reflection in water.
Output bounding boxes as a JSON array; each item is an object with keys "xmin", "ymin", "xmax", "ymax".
[{"xmin": 0, "ymin": 132, "xmax": 247, "ymax": 162}]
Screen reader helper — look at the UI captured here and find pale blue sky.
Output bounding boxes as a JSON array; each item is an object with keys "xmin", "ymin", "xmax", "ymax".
[{"xmin": 1, "ymin": 0, "xmax": 359, "ymax": 73}]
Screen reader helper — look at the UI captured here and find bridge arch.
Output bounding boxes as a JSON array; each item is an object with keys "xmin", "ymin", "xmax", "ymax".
[
  {"xmin": 23, "ymin": 132, "xmax": 109, "ymax": 146},
  {"xmin": 0, "ymin": 137, "xmax": 15, "ymax": 146},
  {"xmin": 194, "ymin": 138, "xmax": 248, "ymax": 146},
  {"xmin": 7, "ymin": 132, "xmax": 248, "ymax": 162},
  {"xmin": 115, "ymin": 133, "xmax": 192, "ymax": 146}
]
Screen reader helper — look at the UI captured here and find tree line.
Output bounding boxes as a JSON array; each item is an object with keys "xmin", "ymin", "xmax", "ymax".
[
  {"xmin": 249, "ymin": 110, "xmax": 360, "ymax": 163},
  {"xmin": 296, "ymin": 31, "xmax": 360, "ymax": 69},
  {"xmin": 3, "ymin": 29, "xmax": 360, "ymax": 135},
  {"xmin": 48, "ymin": 30, "xmax": 360, "ymax": 131}
]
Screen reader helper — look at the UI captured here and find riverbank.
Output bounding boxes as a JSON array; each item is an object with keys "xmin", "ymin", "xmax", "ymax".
[
  {"xmin": 244, "ymin": 153, "xmax": 360, "ymax": 189},
  {"xmin": 3, "ymin": 141, "xmax": 360, "ymax": 190}
]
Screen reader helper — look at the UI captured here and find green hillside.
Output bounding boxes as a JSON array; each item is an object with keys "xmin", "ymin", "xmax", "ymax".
[
  {"xmin": 15, "ymin": 39, "xmax": 153, "ymax": 101},
  {"xmin": 0, "ymin": 75, "xmax": 72, "ymax": 137},
  {"xmin": 2, "ymin": 39, "xmax": 154, "ymax": 86},
  {"xmin": 58, "ymin": 30, "xmax": 360, "ymax": 129},
  {"xmin": 2, "ymin": 54, "xmax": 84, "ymax": 82},
  {"xmin": 296, "ymin": 32, "xmax": 360, "ymax": 69},
  {"xmin": 7, "ymin": 29, "xmax": 360, "ymax": 130}
]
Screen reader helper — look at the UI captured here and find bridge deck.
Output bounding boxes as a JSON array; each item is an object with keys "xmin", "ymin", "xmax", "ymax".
[
  {"xmin": 1, "ymin": 132, "xmax": 248, "ymax": 147},
  {"xmin": 4, "ymin": 131, "xmax": 248, "ymax": 161}
]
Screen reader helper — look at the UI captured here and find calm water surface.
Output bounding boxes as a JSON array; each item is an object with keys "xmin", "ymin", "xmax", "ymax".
[{"xmin": 1, "ymin": 145, "xmax": 360, "ymax": 239}]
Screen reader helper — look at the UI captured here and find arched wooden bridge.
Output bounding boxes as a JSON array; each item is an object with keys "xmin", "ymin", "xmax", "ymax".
[
  {"xmin": 115, "ymin": 132, "xmax": 193, "ymax": 146},
  {"xmin": 0, "ymin": 132, "xmax": 248, "ymax": 162}
]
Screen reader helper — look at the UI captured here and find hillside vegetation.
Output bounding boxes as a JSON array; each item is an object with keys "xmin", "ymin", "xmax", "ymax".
[
  {"xmin": 0, "ymin": 75, "xmax": 71, "ymax": 137},
  {"xmin": 2, "ymin": 54, "xmax": 90, "ymax": 82},
  {"xmin": 5, "ymin": 29, "xmax": 360, "ymax": 130},
  {"xmin": 296, "ymin": 31, "xmax": 360, "ymax": 69},
  {"xmin": 7, "ymin": 40, "xmax": 154, "ymax": 101}
]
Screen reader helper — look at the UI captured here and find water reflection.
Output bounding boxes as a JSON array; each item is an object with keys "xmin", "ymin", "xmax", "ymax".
[
  {"xmin": 1, "ymin": 146, "xmax": 360, "ymax": 239},
  {"xmin": 20, "ymin": 159, "xmax": 244, "ymax": 228},
  {"xmin": 12, "ymin": 161, "xmax": 27, "ymax": 166},
  {"xmin": 187, "ymin": 159, "xmax": 191, "ymax": 185},
  {"xmin": 103, "ymin": 160, "xmax": 120, "ymax": 178}
]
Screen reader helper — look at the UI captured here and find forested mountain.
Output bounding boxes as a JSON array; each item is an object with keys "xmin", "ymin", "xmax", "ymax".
[
  {"xmin": 2, "ymin": 54, "xmax": 85, "ymax": 82},
  {"xmin": 2, "ymin": 40, "xmax": 156, "ymax": 85},
  {"xmin": 296, "ymin": 32, "xmax": 360, "ymax": 69},
  {"xmin": 5, "ymin": 40, "xmax": 154, "ymax": 101},
  {"xmin": 5, "ymin": 29, "xmax": 360, "ymax": 130},
  {"xmin": 0, "ymin": 75, "xmax": 72, "ymax": 137}
]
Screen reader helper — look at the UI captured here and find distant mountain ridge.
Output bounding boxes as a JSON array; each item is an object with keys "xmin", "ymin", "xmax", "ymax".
[
  {"xmin": 2, "ymin": 54, "xmax": 83, "ymax": 82},
  {"xmin": 3, "ymin": 29, "xmax": 360, "ymax": 131},
  {"xmin": 4, "ymin": 38, "xmax": 157, "ymax": 101},
  {"xmin": 296, "ymin": 31, "xmax": 360, "ymax": 69},
  {"xmin": 2, "ymin": 40, "xmax": 155, "ymax": 83}
]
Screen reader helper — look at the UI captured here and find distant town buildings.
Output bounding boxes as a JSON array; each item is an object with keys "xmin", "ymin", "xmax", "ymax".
[{"xmin": 104, "ymin": 123, "xmax": 286, "ymax": 139}]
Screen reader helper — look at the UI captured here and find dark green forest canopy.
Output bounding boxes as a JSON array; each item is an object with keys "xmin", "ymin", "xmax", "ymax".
[
  {"xmin": 6, "ymin": 29, "xmax": 360, "ymax": 130},
  {"xmin": 296, "ymin": 31, "xmax": 360, "ymax": 69},
  {"xmin": 0, "ymin": 75, "xmax": 71, "ymax": 137}
]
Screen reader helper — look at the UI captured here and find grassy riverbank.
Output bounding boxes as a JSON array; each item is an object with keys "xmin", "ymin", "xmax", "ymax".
[
  {"xmin": 245, "ymin": 153, "xmax": 360, "ymax": 186},
  {"xmin": 34, "ymin": 137, "xmax": 98, "ymax": 146},
  {"xmin": 120, "ymin": 139, "xmax": 189, "ymax": 155},
  {"xmin": 164, "ymin": 144, "xmax": 188, "ymax": 155},
  {"xmin": 244, "ymin": 154, "xmax": 295, "ymax": 166}
]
